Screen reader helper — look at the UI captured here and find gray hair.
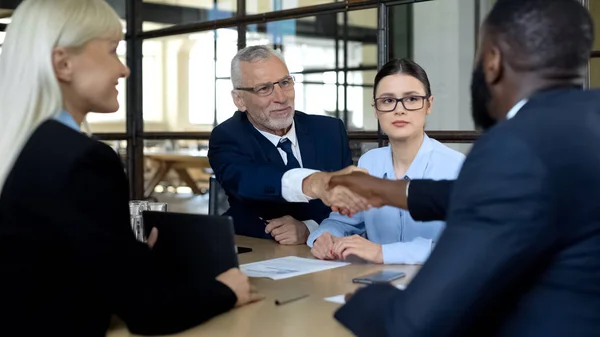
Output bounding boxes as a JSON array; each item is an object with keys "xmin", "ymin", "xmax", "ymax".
[{"xmin": 230, "ymin": 45, "xmax": 285, "ymax": 88}]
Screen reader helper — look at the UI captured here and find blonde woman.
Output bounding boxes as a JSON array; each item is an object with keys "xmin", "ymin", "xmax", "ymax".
[{"xmin": 0, "ymin": 1, "xmax": 259, "ymax": 335}]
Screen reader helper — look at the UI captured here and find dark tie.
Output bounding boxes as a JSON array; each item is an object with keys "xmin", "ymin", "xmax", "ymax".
[{"xmin": 277, "ymin": 138, "xmax": 301, "ymax": 169}]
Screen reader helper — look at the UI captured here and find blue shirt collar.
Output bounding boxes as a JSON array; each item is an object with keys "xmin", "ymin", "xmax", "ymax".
[
  {"xmin": 54, "ymin": 110, "xmax": 81, "ymax": 132},
  {"xmin": 383, "ymin": 133, "xmax": 433, "ymax": 180}
]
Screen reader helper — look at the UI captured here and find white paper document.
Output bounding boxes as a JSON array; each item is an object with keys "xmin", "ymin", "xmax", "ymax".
[
  {"xmin": 240, "ymin": 256, "xmax": 350, "ymax": 280},
  {"xmin": 324, "ymin": 284, "xmax": 406, "ymax": 304}
]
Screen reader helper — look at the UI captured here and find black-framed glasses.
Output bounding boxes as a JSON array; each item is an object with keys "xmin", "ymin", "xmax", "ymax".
[
  {"xmin": 373, "ymin": 95, "xmax": 429, "ymax": 112},
  {"xmin": 235, "ymin": 76, "xmax": 295, "ymax": 97}
]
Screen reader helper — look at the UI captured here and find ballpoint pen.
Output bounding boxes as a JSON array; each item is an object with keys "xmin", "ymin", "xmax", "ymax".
[{"xmin": 275, "ymin": 294, "xmax": 309, "ymax": 306}]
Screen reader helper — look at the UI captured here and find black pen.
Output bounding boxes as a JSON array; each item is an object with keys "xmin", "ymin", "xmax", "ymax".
[{"xmin": 275, "ymin": 294, "xmax": 309, "ymax": 306}]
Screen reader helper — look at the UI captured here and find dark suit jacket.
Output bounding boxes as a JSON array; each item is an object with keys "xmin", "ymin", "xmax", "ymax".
[
  {"xmin": 208, "ymin": 111, "xmax": 353, "ymax": 238},
  {"xmin": 0, "ymin": 121, "xmax": 236, "ymax": 336},
  {"xmin": 408, "ymin": 179, "xmax": 454, "ymax": 221},
  {"xmin": 335, "ymin": 87, "xmax": 600, "ymax": 337}
]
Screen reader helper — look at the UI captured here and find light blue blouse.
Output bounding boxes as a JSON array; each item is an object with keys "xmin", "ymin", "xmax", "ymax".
[
  {"xmin": 307, "ymin": 134, "xmax": 465, "ymax": 264},
  {"xmin": 54, "ymin": 110, "xmax": 80, "ymax": 132}
]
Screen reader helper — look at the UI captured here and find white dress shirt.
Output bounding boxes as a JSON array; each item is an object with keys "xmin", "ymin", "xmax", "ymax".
[
  {"xmin": 506, "ymin": 99, "xmax": 528, "ymax": 120},
  {"xmin": 254, "ymin": 122, "xmax": 319, "ymax": 232}
]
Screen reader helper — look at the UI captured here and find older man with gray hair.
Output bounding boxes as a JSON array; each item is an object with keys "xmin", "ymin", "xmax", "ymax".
[{"xmin": 208, "ymin": 45, "xmax": 366, "ymax": 244}]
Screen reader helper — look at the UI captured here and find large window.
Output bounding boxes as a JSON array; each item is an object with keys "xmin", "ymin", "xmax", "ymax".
[
  {"xmin": 133, "ymin": 9, "xmax": 377, "ymax": 133},
  {"xmin": 11, "ymin": 0, "xmax": 594, "ymax": 199},
  {"xmin": 189, "ymin": 29, "xmax": 238, "ymax": 125},
  {"xmin": 140, "ymin": 30, "xmax": 239, "ymax": 132},
  {"xmin": 87, "ymin": 40, "xmax": 163, "ymax": 133}
]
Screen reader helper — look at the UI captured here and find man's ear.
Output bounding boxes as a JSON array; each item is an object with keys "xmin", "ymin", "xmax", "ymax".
[
  {"xmin": 483, "ymin": 45, "xmax": 503, "ymax": 87},
  {"xmin": 231, "ymin": 90, "xmax": 247, "ymax": 111},
  {"xmin": 53, "ymin": 47, "xmax": 74, "ymax": 83}
]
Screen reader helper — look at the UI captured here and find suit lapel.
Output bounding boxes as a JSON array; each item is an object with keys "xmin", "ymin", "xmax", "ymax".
[
  {"xmin": 295, "ymin": 113, "xmax": 318, "ymax": 169},
  {"xmin": 240, "ymin": 111, "xmax": 286, "ymax": 166}
]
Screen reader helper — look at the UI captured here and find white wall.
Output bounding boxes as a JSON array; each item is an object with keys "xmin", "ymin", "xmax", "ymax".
[{"xmin": 412, "ymin": 0, "xmax": 475, "ymax": 132}]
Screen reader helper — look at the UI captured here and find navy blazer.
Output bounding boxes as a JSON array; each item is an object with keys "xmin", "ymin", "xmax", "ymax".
[
  {"xmin": 335, "ymin": 87, "xmax": 600, "ymax": 337},
  {"xmin": 408, "ymin": 179, "xmax": 454, "ymax": 221},
  {"xmin": 208, "ymin": 110, "xmax": 353, "ymax": 238},
  {"xmin": 0, "ymin": 121, "xmax": 236, "ymax": 336}
]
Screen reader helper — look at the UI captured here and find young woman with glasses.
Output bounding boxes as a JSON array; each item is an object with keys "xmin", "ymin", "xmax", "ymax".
[{"xmin": 308, "ymin": 58, "xmax": 465, "ymax": 265}]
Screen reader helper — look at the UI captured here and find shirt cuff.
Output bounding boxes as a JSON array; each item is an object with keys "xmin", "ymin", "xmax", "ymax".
[
  {"xmin": 381, "ymin": 237, "xmax": 433, "ymax": 265},
  {"xmin": 303, "ymin": 220, "xmax": 319, "ymax": 234},
  {"xmin": 281, "ymin": 168, "xmax": 320, "ymax": 202}
]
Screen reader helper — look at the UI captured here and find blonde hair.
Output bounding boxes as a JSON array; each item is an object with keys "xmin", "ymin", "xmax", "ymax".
[{"xmin": 0, "ymin": 0, "xmax": 123, "ymax": 192}]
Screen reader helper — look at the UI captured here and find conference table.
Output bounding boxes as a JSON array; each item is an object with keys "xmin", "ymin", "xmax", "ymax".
[{"xmin": 107, "ymin": 236, "xmax": 421, "ymax": 337}]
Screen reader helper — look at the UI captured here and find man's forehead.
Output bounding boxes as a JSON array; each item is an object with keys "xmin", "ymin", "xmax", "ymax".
[{"xmin": 239, "ymin": 57, "xmax": 290, "ymax": 85}]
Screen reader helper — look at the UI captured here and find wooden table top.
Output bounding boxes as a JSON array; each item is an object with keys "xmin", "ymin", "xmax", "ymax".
[{"xmin": 107, "ymin": 236, "xmax": 420, "ymax": 337}]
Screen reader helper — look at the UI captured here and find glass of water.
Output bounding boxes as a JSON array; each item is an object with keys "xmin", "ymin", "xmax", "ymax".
[
  {"xmin": 147, "ymin": 202, "xmax": 167, "ymax": 212},
  {"xmin": 129, "ymin": 200, "xmax": 149, "ymax": 242}
]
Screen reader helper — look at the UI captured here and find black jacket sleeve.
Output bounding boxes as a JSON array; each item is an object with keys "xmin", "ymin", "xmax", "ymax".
[{"xmin": 407, "ymin": 179, "xmax": 455, "ymax": 221}]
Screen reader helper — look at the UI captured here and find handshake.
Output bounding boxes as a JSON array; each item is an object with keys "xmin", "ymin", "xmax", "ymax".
[{"xmin": 302, "ymin": 166, "xmax": 396, "ymax": 216}]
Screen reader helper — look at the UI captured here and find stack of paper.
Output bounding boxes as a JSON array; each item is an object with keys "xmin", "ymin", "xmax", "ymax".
[{"xmin": 240, "ymin": 256, "xmax": 350, "ymax": 280}]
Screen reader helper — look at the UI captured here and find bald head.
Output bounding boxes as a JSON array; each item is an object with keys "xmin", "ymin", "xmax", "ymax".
[
  {"xmin": 470, "ymin": 0, "xmax": 594, "ymax": 131},
  {"xmin": 484, "ymin": 0, "xmax": 593, "ymax": 77}
]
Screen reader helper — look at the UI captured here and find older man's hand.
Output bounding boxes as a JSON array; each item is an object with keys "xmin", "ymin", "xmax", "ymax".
[{"xmin": 264, "ymin": 215, "xmax": 310, "ymax": 245}]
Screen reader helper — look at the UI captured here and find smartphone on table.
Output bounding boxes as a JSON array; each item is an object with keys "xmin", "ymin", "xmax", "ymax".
[{"xmin": 352, "ymin": 270, "xmax": 406, "ymax": 285}]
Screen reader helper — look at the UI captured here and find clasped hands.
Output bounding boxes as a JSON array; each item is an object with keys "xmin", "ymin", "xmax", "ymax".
[
  {"xmin": 304, "ymin": 166, "xmax": 392, "ymax": 216},
  {"xmin": 311, "ymin": 232, "xmax": 383, "ymax": 264}
]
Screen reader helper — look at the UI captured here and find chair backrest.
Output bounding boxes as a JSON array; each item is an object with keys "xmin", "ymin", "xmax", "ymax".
[
  {"xmin": 208, "ymin": 176, "xmax": 230, "ymax": 215},
  {"xmin": 142, "ymin": 211, "xmax": 238, "ymax": 281}
]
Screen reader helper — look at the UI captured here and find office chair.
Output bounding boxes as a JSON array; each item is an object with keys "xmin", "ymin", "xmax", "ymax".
[
  {"xmin": 208, "ymin": 177, "xmax": 230, "ymax": 216},
  {"xmin": 208, "ymin": 177, "xmax": 252, "ymax": 254}
]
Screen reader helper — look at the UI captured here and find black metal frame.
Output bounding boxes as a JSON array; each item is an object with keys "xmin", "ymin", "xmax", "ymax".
[
  {"xmin": 125, "ymin": 0, "xmax": 145, "ymax": 198},
  {"xmin": 377, "ymin": 2, "xmax": 388, "ymax": 147}
]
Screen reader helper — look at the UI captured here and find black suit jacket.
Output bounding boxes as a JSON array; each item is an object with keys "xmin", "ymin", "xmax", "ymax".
[
  {"xmin": 0, "ymin": 121, "xmax": 236, "ymax": 336},
  {"xmin": 408, "ymin": 179, "xmax": 454, "ymax": 221},
  {"xmin": 336, "ymin": 87, "xmax": 600, "ymax": 336},
  {"xmin": 208, "ymin": 111, "xmax": 353, "ymax": 238}
]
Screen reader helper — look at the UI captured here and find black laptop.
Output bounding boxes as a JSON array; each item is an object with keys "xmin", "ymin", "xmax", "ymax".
[{"xmin": 142, "ymin": 211, "xmax": 240, "ymax": 282}]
